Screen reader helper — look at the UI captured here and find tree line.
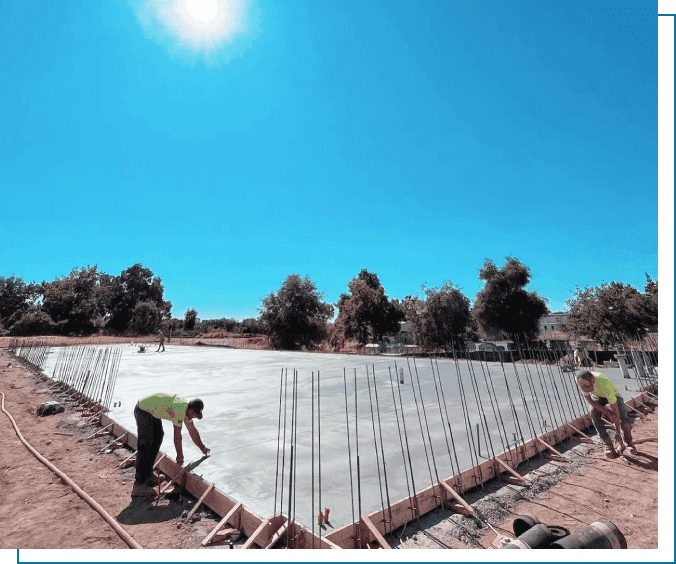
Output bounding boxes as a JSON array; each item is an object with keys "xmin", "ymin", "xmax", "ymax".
[
  {"xmin": 0, "ymin": 259, "xmax": 658, "ymax": 352},
  {"xmin": 258, "ymin": 258, "xmax": 657, "ymax": 352}
]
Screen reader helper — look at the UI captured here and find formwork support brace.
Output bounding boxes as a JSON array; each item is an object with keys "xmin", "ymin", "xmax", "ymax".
[
  {"xmin": 535, "ymin": 436, "xmax": 567, "ymax": 462},
  {"xmin": 360, "ymin": 515, "xmax": 391, "ymax": 549},
  {"xmin": 566, "ymin": 423, "xmax": 594, "ymax": 443},
  {"xmin": 263, "ymin": 519, "xmax": 289, "ymax": 549},
  {"xmin": 185, "ymin": 483, "xmax": 214, "ymax": 521},
  {"xmin": 202, "ymin": 503, "xmax": 243, "ymax": 546},
  {"xmin": 78, "ymin": 423, "xmax": 114, "ymax": 442},
  {"xmin": 438, "ymin": 480, "xmax": 474, "ymax": 516},
  {"xmin": 493, "ymin": 457, "xmax": 525, "ymax": 486}
]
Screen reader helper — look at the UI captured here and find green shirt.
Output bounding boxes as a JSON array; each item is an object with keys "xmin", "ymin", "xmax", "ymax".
[
  {"xmin": 581, "ymin": 372, "xmax": 621, "ymax": 404},
  {"xmin": 138, "ymin": 393, "xmax": 188, "ymax": 427}
]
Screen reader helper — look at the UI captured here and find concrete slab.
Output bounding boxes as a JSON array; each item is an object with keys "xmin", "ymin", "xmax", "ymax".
[{"xmin": 41, "ymin": 345, "xmax": 646, "ymax": 531}]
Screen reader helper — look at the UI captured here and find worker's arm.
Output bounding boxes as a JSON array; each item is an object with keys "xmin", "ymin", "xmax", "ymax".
[
  {"xmin": 584, "ymin": 394, "xmax": 617, "ymax": 422},
  {"xmin": 185, "ymin": 418, "xmax": 210, "ymax": 455},
  {"xmin": 608, "ymin": 402, "xmax": 624, "ymax": 443},
  {"xmin": 173, "ymin": 425, "xmax": 184, "ymax": 466}
]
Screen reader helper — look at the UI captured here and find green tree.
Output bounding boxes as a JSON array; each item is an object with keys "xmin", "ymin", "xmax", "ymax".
[
  {"xmin": 0, "ymin": 276, "xmax": 40, "ymax": 327},
  {"xmin": 336, "ymin": 269, "xmax": 404, "ymax": 346},
  {"xmin": 644, "ymin": 274, "xmax": 658, "ymax": 325},
  {"xmin": 410, "ymin": 283, "xmax": 471, "ymax": 353},
  {"xmin": 565, "ymin": 282, "xmax": 652, "ymax": 348},
  {"xmin": 130, "ymin": 301, "xmax": 164, "ymax": 334},
  {"xmin": 105, "ymin": 264, "xmax": 171, "ymax": 333},
  {"xmin": 9, "ymin": 309, "xmax": 57, "ymax": 336},
  {"xmin": 184, "ymin": 308, "xmax": 198, "ymax": 331},
  {"xmin": 41, "ymin": 266, "xmax": 105, "ymax": 335},
  {"xmin": 259, "ymin": 274, "xmax": 334, "ymax": 350},
  {"xmin": 241, "ymin": 318, "xmax": 263, "ymax": 334},
  {"xmin": 472, "ymin": 257, "xmax": 548, "ymax": 341}
]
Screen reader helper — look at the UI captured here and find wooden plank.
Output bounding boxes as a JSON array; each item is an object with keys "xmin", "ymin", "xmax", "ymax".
[
  {"xmin": 116, "ymin": 450, "xmax": 136, "ymax": 469},
  {"xmin": 100, "ymin": 432, "xmax": 126, "ymax": 453},
  {"xmin": 493, "ymin": 457, "xmax": 524, "ymax": 486},
  {"xmin": 152, "ymin": 453, "xmax": 166, "ymax": 469},
  {"xmin": 185, "ymin": 483, "xmax": 214, "ymax": 521},
  {"xmin": 626, "ymin": 404, "xmax": 646, "ymax": 418},
  {"xmin": 262, "ymin": 520, "xmax": 289, "ymax": 549},
  {"xmin": 361, "ymin": 515, "xmax": 391, "ymax": 549},
  {"xmin": 78, "ymin": 422, "xmax": 113, "ymax": 442},
  {"xmin": 202, "ymin": 503, "xmax": 242, "ymax": 546},
  {"xmin": 566, "ymin": 423, "xmax": 593, "ymax": 442},
  {"xmin": 438, "ymin": 480, "xmax": 474, "ymax": 516},
  {"xmin": 242, "ymin": 518, "xmax": 271, "ymax": 549},
  {"xmin": 535, "ymin": 436, "xmax": 567, "ymax": 461}
]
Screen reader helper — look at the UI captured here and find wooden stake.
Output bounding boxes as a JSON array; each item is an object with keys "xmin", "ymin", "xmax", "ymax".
[
  {"xmin": 202, "ymin": 503, "xmax": 242, "ymax": 547},
  {"xmin": 535, "ymin": 436, "xmax": 567, "ymax": 462},
  {"xmin": 78, "ymin": 422, "xmax": 113, "ymax": 442},
  {"xmin": 493, "ymin": 457, "xmax": 525, "ymax": 486},
  {"xmin": 361, "ymin": 515, "xmax": 391, "ymax": 549},
  {"xmin": 263, "ymin": 520, "xmax": 289, "ymax": 549},
  {"xmin": 185, "ymin": 483, "xmax": 214, "ymax": 521},
  {"xmin": 242, "ymin": 518, "xmax": 272, "ymax": 549},
  {"xmin": 438, "ymin": 480, "xmax": 474, "ymax": 516},
  {"xmin": 566, "ymin": 423, "xmax": 594, "ymax": 442}
]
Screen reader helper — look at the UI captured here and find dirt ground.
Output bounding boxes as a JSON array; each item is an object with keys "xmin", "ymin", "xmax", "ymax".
[{"xmin": 0, "ymin": 346, "xmax": 661, "ymax": 556}]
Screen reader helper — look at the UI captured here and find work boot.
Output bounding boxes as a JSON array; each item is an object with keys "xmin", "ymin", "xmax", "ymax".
[
  {"xmin": 604, "ymin": 446, "xmax": 618, "ymax": 459},
  {"xmin": 131, "ymin": 482, "xmax": 157, "ymax": 497},
  {"xmin": 147, "ymin": 473, "xmax": 166, "ymax": 486},
  {"xmin": 626, "ymin": 445, "xmax": 638, "ymax": 456}
]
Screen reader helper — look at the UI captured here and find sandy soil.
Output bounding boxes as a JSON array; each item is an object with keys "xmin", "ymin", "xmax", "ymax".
[{"xmin": 0, "ymin": 346, "xmax": 660, "ymax": 555}]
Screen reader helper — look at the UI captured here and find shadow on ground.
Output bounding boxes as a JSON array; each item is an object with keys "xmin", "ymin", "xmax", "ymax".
[{"xmin": 116, "ymin": 496, "xmax": 188, "ymax": 524}]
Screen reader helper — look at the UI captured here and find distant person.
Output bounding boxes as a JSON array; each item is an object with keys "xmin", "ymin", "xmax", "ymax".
[
  {"xmin": 574, "ymin": 346, "xmax": 592, "ymax": 367},
  {"xmin": 132, "ymin": 393, "xmax": 210, "ymax": 497},
  {"xmin": 155, "ymin": 330, "xmax": 165, "ymax": 352},
  {"xmin": 575, "ymin": 370, "xmax": 637, "ymax": 459}
]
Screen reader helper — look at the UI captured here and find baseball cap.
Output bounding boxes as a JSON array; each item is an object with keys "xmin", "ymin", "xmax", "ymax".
[{"xmin": 188, "ymin": 399, "xmax": 204, "ymax": 419}]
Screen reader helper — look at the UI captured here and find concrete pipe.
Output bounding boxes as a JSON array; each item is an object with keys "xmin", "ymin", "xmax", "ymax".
[
  {"xmin": 502, "ymin": 524, "xmax": 569, "ymax": 549},
  {"xmin": 551, "ymin": 520, "xmax": 627, "ymax": 549}
]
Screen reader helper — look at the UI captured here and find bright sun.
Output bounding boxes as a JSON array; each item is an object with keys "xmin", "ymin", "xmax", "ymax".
[{"xmin": 185, "ymin": 0, "xmax": 219, "ymax": 24}]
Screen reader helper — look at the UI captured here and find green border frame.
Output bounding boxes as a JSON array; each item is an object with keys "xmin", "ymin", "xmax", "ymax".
[{"xmin": 0, "ymin": 4, "xmax": 676, "ymax": 564}]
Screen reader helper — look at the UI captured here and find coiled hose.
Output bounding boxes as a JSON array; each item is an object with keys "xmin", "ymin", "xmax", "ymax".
[{"xmin": 0, "ymin": 392, "xmax": 142, "ymax": 549}]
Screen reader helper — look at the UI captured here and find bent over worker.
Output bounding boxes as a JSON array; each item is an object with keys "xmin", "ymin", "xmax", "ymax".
[
  {"xmin": 132, "ymin": 393, "xmax": 210, "ymax": 496},
  {"xmin": 575, "ymin": 370, "xmax": 636, "ymax": 459}
]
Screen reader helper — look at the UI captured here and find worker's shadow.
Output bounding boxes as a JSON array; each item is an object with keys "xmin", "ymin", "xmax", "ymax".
[
  {"xmin": 116, "ymin": 456, "xmax": 210, "ymax": 525},
  {"xmin": 116, "ymin": 496, "xmax": 185, "ymax": 524},
  {"xmin": 624, "ymin": 451, "xmax": 658, "ymax": 471}
]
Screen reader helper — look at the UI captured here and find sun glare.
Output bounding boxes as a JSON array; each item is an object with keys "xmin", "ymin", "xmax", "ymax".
[
  {"xmin": 134, "ymin": 0, "xmax": 256, "ymax": 64},
  {"xmin": 185, "ymin": 0, "xmax": 219, "ymax": 24}
]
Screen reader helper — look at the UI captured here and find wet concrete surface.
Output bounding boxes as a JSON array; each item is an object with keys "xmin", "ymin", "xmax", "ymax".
[{"xmin": 41, "ymin": 345, "xmax": 645, "ymax": 531}]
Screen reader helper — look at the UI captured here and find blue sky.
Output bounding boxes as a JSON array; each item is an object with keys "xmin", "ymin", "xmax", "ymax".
[{"xmin": 0, "ymin": 0, "xmax": 661, "ymax": 322}]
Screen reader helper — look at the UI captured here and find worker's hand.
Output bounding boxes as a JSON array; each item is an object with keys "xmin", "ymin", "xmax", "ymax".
[
  {"xmin": 202, "ymin": 447, "xmax": 210, "ymax": 457},
  {"xmin": 176, "ymin": 453, "xmax": 184, "ymax": 466},
  {"xmin": 604, "ymin": 406, "xmax": 617, "ymax": 422}
]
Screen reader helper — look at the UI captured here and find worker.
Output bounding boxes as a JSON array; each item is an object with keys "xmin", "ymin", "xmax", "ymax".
[
  {"xmin": 575, "ymin": 370, "xmax": 637, "ymax": 459},
  {"xmin": 155, "ymin": 330, "xmax": 165, "ymax": 352},
  {"xmin": 132, "ymin": 393, "xmax": 210, "ymax": 496}
]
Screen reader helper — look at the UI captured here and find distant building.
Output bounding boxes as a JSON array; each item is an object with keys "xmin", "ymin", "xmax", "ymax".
[{"xmin": 539, "ymin": 312, "xmax": 570, "ymax": 333}]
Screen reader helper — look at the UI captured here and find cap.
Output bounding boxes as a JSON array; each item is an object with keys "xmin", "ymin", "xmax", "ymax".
[{"xmin": 188, "ymin": 398, "xmax": 204, "ymax": 419}]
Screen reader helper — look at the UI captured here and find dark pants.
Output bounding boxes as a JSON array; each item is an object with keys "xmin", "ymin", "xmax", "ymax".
[
  {"xmin": 134, "ymin": 403, "xmax": 164, "ymax": 484},
  {"xmin": 590, "ymin": 396, "xmax": 633, "ymax": 447}
]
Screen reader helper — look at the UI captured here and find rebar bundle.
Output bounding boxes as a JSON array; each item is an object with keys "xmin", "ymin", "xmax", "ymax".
[
  {"xmin": 7, "ymin": 339, "xmax": 51, "ymax": 370},
  {"xmin": 270, "ymin": 332, "xmax": 656, "ymax": 546},
  {"xmin": 48, "ymin": 346, "xmax": 122, "ymax": 419}
]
